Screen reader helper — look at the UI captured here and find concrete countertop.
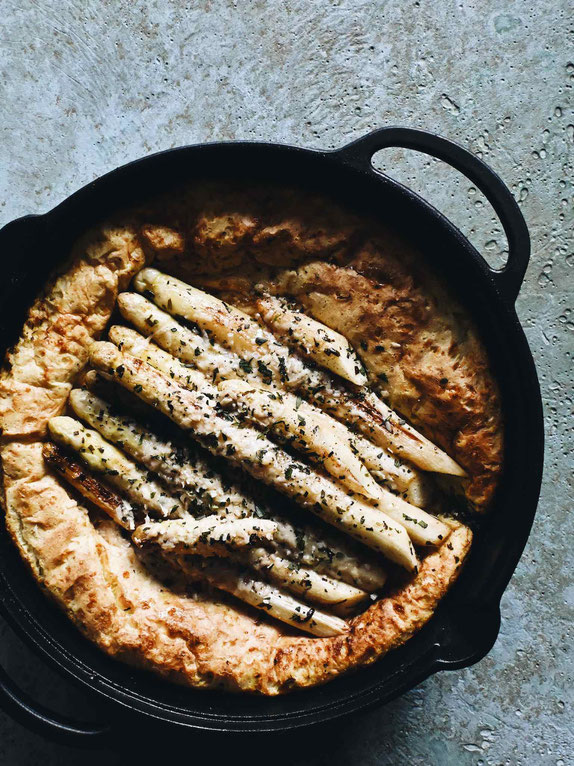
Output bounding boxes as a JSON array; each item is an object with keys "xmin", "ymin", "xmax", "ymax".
[{"xmin": 0, "ymin": 1, "xmax": 571, "ymax": 763}]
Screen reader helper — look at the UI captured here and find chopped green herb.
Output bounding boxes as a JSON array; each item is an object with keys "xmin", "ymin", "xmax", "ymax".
[
  {"xmin": 257, "ymin": 360, "xmax": 273, "ymax": 382},
  {"xmin": 278, "ymin": 357, "xmax": 288, "ymax": 382}
]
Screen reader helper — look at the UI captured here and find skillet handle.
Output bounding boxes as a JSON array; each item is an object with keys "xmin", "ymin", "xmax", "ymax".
[
  {"xmin": 336, "ymin": 127, "xmax": 530, "ymax": 303},
  {"xmin": 0, "ymin": 662, "xmax": 111, "ymax": 747}
]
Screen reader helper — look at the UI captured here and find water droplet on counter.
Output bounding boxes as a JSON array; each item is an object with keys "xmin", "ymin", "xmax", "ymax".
[{"xmin": 494, "ymin": 13, "xmax": 522, "ymax": 33}]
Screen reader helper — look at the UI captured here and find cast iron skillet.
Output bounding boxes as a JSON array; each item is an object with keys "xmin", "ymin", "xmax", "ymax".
[{"xmin": 0, "ymin": 128, "xmax": 543, "ymax": 746}]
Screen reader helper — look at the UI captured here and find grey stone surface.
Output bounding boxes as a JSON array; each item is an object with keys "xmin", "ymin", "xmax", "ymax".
[{"xmin": 0, "ymin": 1, "xmax": 571, "ymax": 763}]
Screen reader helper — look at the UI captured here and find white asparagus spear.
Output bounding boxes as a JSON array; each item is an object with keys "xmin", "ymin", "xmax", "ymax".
[
  {"xmin": 219, "ymin": 379, "xmax": 446, "ymax": 545},
  {"xmin": 241, "ymin": 547, "xmax": 368, "ymax": 608},
  {"xmin": 113, "ymin": 312, "xmax": 375, "ymax": 501},
  {"xmin": 68, "ymin": 387, "xmax": 248, "ymax": 517},
  {"xmin": 218, "ymin": 382, "xmax": 447, "ymax": 546},
  {"xmin": 136, "ymin": 518, "xmax": 367, "ymax": 607},
  {"xmin": 177, "ymin": 556, "xmax": 349, "ymax": 637},
  {"xmin": 132, "ymin": 516, "xmax": 279, "ymax": 555},
  {"xmin": 255, "ymin": 294, "xmax": 368, "ymax": 385},
  {"xmin": 107, "ymin": 329, "xmax": 445, "ymax": 546},
  {"xmin": 48, "ymin": 417, "xmax": 188, "ymax": 518},
  {"xmin": 90, "ymin": 342, "xmax": 418, "ymax": 571},
  {"xmin": 117, "ymin": 292, "xmax": 237, "ymax": 381},
  {"xmin": 346, "ymin": 431, "xmax": 431, "ymax": 506},
  {"xmin": 217, "ymin": 379, "xmax": 382, "ymax": 501},
  {"xmin": 42, "ymin": 441, "xmax": 136, "ymax": 530},
  {"xmin": 104, "ymin": 331, "xmax": 444, "ymax": 545},
  {"xmin": 132, "ymin": 269, "xmax": 465, "ymax": 476},
  {"xmin": 219, "ymin": 377, "xmax": 430, "ymax": 507},
  {"xmin": 367, "ymin": 484, "xmax": 449, "ymax": 546},
  {"xmin": 76, "ymin": 381, "xmax": 387, "ymax": 592},
  {"xmin": 116, "ymin": 295, "xmax": 430, "ymax": 496},
  {"xmin": 357, "ymin": 390, "xmax": 467, "ymax": 477},
  {"xmin": 68, "ymin": 390, "xmax": 373, "ymax": 602},
  {"xmin": 108, "ymin": 325, "xmax": 208, "ymax": 392}
]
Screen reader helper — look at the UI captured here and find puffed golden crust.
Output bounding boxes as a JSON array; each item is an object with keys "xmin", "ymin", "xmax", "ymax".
[
  {"xmin": 0, "ymin": 193, "xmax": 484, "ymax": 694},
  {"xmin": 0, "ymin": 439, "xmax": 472, "ymax": 694},
  {"xmin": 0, "ymin": 226, "xmax": 147, "ymax": 438}
]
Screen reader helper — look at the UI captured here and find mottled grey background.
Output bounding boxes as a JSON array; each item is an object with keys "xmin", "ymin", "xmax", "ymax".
[{"xmin": 0, "ymin": 1, "xmax": 572, "ymax": 764}]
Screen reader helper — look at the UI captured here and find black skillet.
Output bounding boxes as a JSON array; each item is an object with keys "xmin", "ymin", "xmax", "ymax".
[{"xmin": 0, "ymin": 128, "xmax": 544, "ymax": 745}]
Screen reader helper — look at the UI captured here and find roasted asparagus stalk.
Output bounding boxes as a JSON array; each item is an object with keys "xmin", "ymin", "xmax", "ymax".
[
  {"xmin": 131, "ymin": 269, "xmax": 465, "ymax": 476},
  {"xmin": 89, "ymin": 342, "xmax": 418, "ymax": 571},
  {"xmin": 255, "ymin": 294, "xmax": 368, "ymax": 385},
  {"xmin": 176, "ymin": 556, "xmax": 349, "ymax": 637},
  {"xmin": 116, "ymin": 293, "xmax": 431, "ymax": 498},
  {"xmin": 48, "ymin": 416, "xmax": 188, "ymax": 518},
  {"xmin": 42, "ymin": 441, "xmax": 136, "ymax": 530},
  {"xmin": 72, "ymin": 386, "xmax": 387, "ymax": 592}
]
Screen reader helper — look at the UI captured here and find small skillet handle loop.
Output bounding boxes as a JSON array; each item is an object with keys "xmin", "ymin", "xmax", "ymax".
[
  {"xmin": 0, "ymin": 662, "xmax": 110, "ymax": 747},
  {"xmin": 336, "ymin": 127, "xmax": 530, "ymax": 303}
]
